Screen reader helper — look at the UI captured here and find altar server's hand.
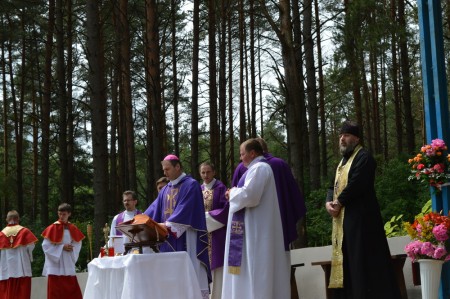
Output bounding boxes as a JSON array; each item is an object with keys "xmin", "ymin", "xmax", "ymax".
[{"xmin": 63, "ymin": 244, "xmax": 74, "ymax": 252}]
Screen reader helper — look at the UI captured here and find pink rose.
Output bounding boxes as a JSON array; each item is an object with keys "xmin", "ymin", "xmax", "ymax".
[
  {"xmin": 417, "ymin": 164, "xmax": 425, "ymax": 170},
  {"xmin": 433, "ymin": 163, "xmax": 445, "ymax": 173},
  {"xmin": 432, "ymin": 139, "xmax": 446, "ymax": 149},
  {"xmin": 405, "ymin": 240, "xmax": 423, "ymax": 260},
  {"xmin": 433, "ymin": 247, "xmax": 447, "ymax": 259},
  {"xmin": 420, "ymin": 242, "xmax": 435, "ymax": 257},
  {"xmin": 433, "ymin": 224, "xmax": 449, "ymax": 241}
]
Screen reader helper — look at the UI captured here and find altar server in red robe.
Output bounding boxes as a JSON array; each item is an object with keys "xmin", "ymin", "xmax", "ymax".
[
  {"xmin": 41, "ymin": 203, "xmax": 85, "ymax": 299},
  {"xmin": 0, "ymin": 210, "xmax": 38, "ymax": 299}
]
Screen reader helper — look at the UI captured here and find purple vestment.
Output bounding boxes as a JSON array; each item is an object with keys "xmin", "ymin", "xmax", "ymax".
[
  {"xmin": 231, "ymin": 153, "xmax": 307, "ymax": 250},
  {"xmin": 144, "ymin": 175, "xmax": 211, "ymax": 282},
  {"xmin": 231, "ymin": 162, "xmax": 247, "ymax": 187},
  {"xmin": 202, "ymin": 180, "xmax": 229, "ymax": 271}
]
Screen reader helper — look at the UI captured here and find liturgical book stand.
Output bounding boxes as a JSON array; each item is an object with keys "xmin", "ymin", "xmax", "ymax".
[{"xmin": 116, "ymin": 214, "xmax": 168, "ymax": 254}]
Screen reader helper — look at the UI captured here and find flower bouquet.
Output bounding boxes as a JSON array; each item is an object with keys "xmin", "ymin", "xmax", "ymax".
[
  {"xmin": 404, "ymin": 211, "xmax": 450, "ymax": 261},
  {"xmin": 408, "ymin": 138, "xmax": 450, "ymax": 191}
]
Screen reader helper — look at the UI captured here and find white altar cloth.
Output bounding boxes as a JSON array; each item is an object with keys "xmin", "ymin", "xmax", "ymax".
[{"xmin": 83, "ymin": 252, "xmax": 202, "ymax": 299}]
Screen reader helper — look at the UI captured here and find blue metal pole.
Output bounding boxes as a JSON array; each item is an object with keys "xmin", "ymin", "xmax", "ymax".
[{"xmin": 417, "ymin": 0, "xmax": 450, "ymax": 297}]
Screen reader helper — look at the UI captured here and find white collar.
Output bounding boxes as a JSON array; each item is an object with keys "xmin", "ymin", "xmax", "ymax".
[
  {"xmin": 203, "ymin": 178, "xmax": 216, "ymax": 190},
  {"xmin": 247, "ymin": 155, "xmax": 265, "ymax": 169},
  {"xmin": 171, "ymin": 173, "xmax": 187, "ymax": 185}
]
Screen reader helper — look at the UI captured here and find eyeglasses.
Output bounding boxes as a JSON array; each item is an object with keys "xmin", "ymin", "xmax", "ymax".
[{"xmin": 123, "ymin": 199, "xmax": 136, "ymax": 202}]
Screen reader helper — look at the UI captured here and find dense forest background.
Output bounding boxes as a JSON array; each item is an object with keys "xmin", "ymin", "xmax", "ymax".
[{"xmin": 0, "ymin": 0, "xmax": 445, "ymax": 273}]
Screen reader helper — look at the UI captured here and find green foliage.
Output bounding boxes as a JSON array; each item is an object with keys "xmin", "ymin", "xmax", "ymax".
[
  {"xmin": 375, "ymin": 155, "xmax": 429, "ymax": 224},
  {"xmin": 384, "ymin": 214, "xmax": 404, "ymax": 237},
  {"xmin": 305, "ymin": 188, "xmax": 332, "ymax": 247}
]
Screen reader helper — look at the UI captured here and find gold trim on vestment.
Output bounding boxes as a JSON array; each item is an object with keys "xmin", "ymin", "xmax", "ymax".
[
  {"xmin": 1, "ymin": 225, "xmax": 24, "ymax": 237},
  {"xmin": 329, "ymin": 145, "xmax": 362, "ymax": 288},
  {"xmin": 228, "ymin": 266, "xmax": 240, "ymax": 274}
]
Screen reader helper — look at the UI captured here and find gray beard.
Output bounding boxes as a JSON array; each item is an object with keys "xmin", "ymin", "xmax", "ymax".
[{"xmin": 340, "ymin": 142, "xmax": 357, "ymax": 156}]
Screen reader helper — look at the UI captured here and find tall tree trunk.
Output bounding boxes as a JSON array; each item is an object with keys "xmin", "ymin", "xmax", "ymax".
[
  {"xmin": 344, "ymin": 0, "xmax": 363, "ymax": 137},
  {"xmin": 18, "ymin": 12, "xmax": 26, "ymax": 216},
  {"xmin": 171, "ymin": 0, "xmax": 180, "ymax": 157},
  {"xmin": 249, "ymin": 0, "xmax": 257, "ymax": 137},
  {"xmin": 219, "ymin": 0, "xmax": 228, "ymax": 181},
  {"xmin": 260, "ymin": 0, "xmax": 305, "ymax": 248},
  {"xmin": 112, "ymin": 1, "xmax": 127, "ymax": 197},
  {"xmin": 191, "ymin": 0, "xmax": 200, "ymax": 181},
  {"xmin": 86, "ymin": 0, "xmax": 109, "ymax": 255},
  {"xmin": 119, "ymin": 0, "xmax": 137, "ymax": 191},
  {"xmin": 398, "ymin": 0, "xmax": 414, "ymax": 153},
  {"xmin": 110, "ymin": 65, "xmax": 120, "ymax": 212},
  {"xmin": 7, "ymin": 14, "xmax": 22, "ymax": 214},
  {"xmin": 361, "ymin": 50, "xmax": 373, "ymax": 152},
  {"xmin": 145, "ymin": 0, "xmax": 164, "ymax": 189},
  {"xmin": 259, "ymin": 0, "xmax": 304, "ymax": 189},
  {"xmin": 66, "ymin": 0, "xmax": 75, "ymax": 206},
  {"xmin": 291, "ymin": 0, "xmax": 308, "ymax": 248},
  {"xmin": 40, "ymin": 0, "xmax": 55, "ymax": 225},
  {"xmin": 258, "ymin": 26, "xmax": 264, "ymax": 138},
  {"xmin": 227, "ymin": 4, "xmax": 235, "ymax": 183},
  {"xmin": 238, "ymin": 0, "xmax": 246, "ymax": 143},
  {"xmin": 1, "ymin": 29, "xmax": 10, "ymax": 221},
  {"xmin": 380, "ymin": 45, "xmax": 389, "ymax": 160},
  {"xmin": 56, "ymin": 0, "xmax": 70, "ymax": 205},
  {"xmin": 303, "ymin": 0, "xmax": 320, "ymax": 189},
  {"xmin": 31, "ymin": 27, "xmax": 40, "ymax": 221},
  {"xmin": 370, "ymin": 50, "xmax": 382, "ymax": 154},
  {"xmin": 314, "ymin": 0, "xmax": 327, "ymax": 181},
  {"xmin": 208, "ymin": 0, "xmax": 220, "ymax": 171},
  {"xmin": 390, "ymin": 0, "xmax": 402, "ymax": 154},
  {"xmin": 244, "ymin": 32, "xmax": 251, "ymax": 137},
  {"xmin": 292, "ymin": 0, "xmax": 306, "ymax": 190}
]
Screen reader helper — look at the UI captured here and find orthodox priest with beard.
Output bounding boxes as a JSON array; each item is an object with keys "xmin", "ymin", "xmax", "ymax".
[{"xmin": 325, "ymin": 120, "xmax": 401, "ymax": 299}]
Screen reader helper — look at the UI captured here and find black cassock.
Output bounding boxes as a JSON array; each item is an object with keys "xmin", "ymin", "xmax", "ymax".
[{"xmin": 327, "ymin": 148, "xmax": 401, "ymax": 299}]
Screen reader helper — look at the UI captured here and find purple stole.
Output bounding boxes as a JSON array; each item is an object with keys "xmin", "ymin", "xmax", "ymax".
[
  {"xmin": 228, "ymin": 158, "xmax": 267, "ymax": 274},
  {"xmin": 114, "ymin": 210, "xmax": 141, "ymax": 236}
]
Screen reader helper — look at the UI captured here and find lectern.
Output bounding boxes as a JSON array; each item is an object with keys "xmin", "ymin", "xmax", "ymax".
[{"xmin": 116, "ymin": 214, "xmax": 168, "ymax": 254}]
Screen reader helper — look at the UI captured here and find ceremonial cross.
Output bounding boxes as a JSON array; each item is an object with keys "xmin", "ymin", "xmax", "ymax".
[
  {"xmin": 164, "ymin": 188, "xmax": 179, "ymax": 217},
  {"xmin": 231, "ymin": 221, "xmax": 243, "ymax": 234}
]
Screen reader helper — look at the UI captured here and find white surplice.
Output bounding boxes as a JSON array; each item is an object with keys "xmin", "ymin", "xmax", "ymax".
[
  {"xmin": 0, "ymin": 244, "xmax": 34, "ymax": 279},
  {"xmin": 42, "ymin": 229, "xmax": 81, "ymax": 276},
  {"xmin": 222, "ymin": 156, "xmax": 291, "ymax": 299}
]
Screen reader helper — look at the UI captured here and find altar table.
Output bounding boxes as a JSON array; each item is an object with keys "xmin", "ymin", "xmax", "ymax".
[{"xmin": 83, "ymin": 252, "xmax": 202, "ymax": 299}]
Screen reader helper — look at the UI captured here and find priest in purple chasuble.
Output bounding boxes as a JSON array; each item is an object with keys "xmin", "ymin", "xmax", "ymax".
[
  {"xmin": 222, "ymin": 139, "xmax": 290, "ymax": 299},
  {"xmin": 231, "ymin": 137, "xmax": 306, "ymax": 250},
  {"xmin": 144, "ymin": 155, "xmax": 211, "ymax": 299},
  {"xmin": 199, "ymin": 162, "xmax": 229, "ymax": 299}
]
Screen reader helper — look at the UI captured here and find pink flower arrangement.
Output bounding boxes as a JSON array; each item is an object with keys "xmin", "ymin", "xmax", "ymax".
[
  {"xmin": 408, "ymin": 138, "xmax": 450, "ymax": 191},
  {"xmin": 404, "ymin": 212, "xmax": 450, "ymax": 261}
]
